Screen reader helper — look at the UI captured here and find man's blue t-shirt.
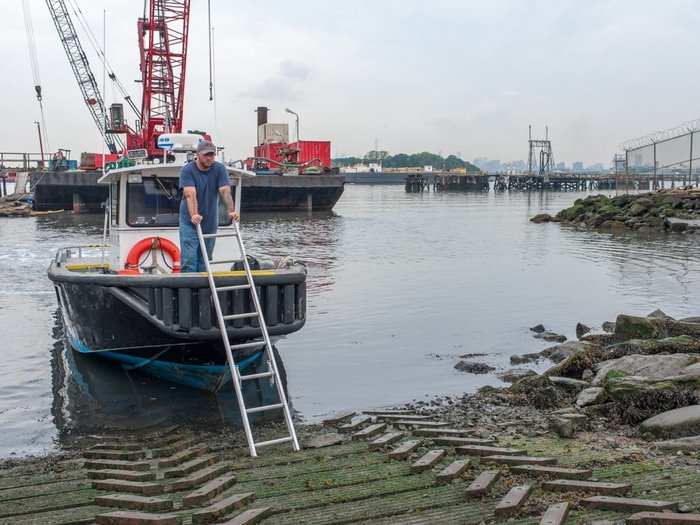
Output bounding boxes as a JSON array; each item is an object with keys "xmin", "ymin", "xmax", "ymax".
[{"xmin": 179, "ymin": 161, "xmax": 230, "ymax": 234}]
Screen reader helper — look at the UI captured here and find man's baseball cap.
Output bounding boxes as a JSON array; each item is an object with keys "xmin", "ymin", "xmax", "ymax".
[{"xmin": 197, "ymin": 140, "xmax": 216, "ymax": 155}]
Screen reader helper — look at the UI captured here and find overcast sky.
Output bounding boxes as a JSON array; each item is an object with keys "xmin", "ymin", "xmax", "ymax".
[{"xmin": 2, "ymin": 0, "xmax": 699, "ymax": 165}]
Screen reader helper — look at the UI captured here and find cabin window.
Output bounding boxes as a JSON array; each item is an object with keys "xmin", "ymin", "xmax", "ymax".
[
  {"xmin": 126, "ymin": 174, "xmax": 233, "ymax": 227},
  {"xmin": 127, "ymin": 175, "xmax": 180, "ymax": 227}
]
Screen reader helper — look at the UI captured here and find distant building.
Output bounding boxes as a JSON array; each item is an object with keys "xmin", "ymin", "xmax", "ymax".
[
  {"xmin": 572, "ymin": 161, "xmax": 584, "ymax": 171},
  {"xmin": 556, "ymin": 162, "xmax": 566, "ymax": 171}
]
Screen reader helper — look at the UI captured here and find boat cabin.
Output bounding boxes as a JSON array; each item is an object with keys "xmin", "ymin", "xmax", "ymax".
[{"xmin": 97, "ymin": 137, "xmax": 245, "ymax": 274}]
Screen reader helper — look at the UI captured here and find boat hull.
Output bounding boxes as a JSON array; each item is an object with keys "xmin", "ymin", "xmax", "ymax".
[{"xmin": 49, "ymin": 263, "xmax": 305, "ymax": 392}]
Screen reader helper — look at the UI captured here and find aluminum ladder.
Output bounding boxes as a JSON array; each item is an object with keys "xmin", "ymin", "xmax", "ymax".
[{"xmin": 195, "ymin": 222, "xmax": 300, "ymax": 457}]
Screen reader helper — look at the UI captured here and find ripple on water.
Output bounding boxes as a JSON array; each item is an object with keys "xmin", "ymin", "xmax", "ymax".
[{"xmin": 0, "ymin": 187, "xmax": 699, "ymax": 456}]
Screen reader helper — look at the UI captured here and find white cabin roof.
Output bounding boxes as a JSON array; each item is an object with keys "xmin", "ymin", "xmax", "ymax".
[{"xmin": 97, "ymin": 162, "xmax": 253, "ymax": 185}]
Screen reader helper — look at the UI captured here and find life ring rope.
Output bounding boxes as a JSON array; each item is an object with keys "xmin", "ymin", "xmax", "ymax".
[{"xmin": 124, "ymin": 236, "xmax": 181, "ymax": 273}]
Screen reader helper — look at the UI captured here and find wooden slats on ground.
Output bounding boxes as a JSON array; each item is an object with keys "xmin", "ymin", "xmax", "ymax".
[{"xmin": 3, "ymin": 431, "xmax": 700, "ymax": 524}]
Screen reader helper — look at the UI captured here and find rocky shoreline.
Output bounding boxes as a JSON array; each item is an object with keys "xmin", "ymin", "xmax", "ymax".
[
  {"xmin": 448, "ymin": 309, "xmax": 700, "ymax": 449},
  {"xmin": 530, "ymin": 188, "xmax": 700, "ymax": 233}
]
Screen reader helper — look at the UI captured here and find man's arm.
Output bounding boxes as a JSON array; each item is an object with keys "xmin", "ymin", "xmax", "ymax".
[
  {"xmin": 218, "ymin": 186, "xmax": 239, "ymax": 222},
  {"xmin": 183, "ymin": 187, "xmax": 202, "ymax": 225}
]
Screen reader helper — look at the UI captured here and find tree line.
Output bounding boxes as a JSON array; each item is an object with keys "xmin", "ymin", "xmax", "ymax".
[{"xmin": 332, "ymin": 151, "xmax": 479, "ymax": 171}]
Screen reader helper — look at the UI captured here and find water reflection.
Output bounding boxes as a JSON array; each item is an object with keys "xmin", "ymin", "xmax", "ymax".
[
  {"xmin": 49, "ymin": 311, "xmax": 290, "ymax": 448},
  {"xmin": 3, "ymin": 186, "xmax": 700, "ymax": 456}
]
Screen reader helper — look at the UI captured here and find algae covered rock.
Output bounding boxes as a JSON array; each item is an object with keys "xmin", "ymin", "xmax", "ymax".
[
  {"xmin": 639, "ymin": 405, "xmax": 700, "ymax": 438},
  {"xmin": 605, "ymin": 375, "xmax": 698, "ymax": 424},
  {"xmin": 454, "ymin": 361, "xmax": 495, "ymax": 374},
  {"xmin": 607, "ymin": 336, "xmax": 700, "ymax": 359},
  {"xmin": 576, "ymin": 387, "xmax": 605, "ymax": 408},
  {"xmin": 508, "ymin": 374, "xmax": 572, "ymax": 409},
  {"xmin": 614, "ymin": 315, "xmax": 660, "ymax": 341},
  {"xmin": 530, "ymin": 213, "xmax": 552, "ymax": 223},
  {"xmin": 592, "ymin": 354, "xmax": 699, "ymax": 386},
  {"xmin": 534, "ymin": 331, "xmax": 567, "ymax": 343},
  {"xmin": 541, "ymin": 341, "xmax": 593, "ymax": 363},
  {"xmin": 498, "ymin": 368, "xmax": 537, "ymax": 384},
  {"xmin": 545, "ymin": 345, "xmax": 606, "ymax": 379},
  {"xmin": 576, "ymin": 323, "xmax": 591, "ymax": 339}
]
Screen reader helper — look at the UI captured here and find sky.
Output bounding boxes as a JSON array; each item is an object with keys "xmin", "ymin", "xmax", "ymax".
[{"xmin": 2, "ymin": 0, "xmax": 699, "ymax": 166}]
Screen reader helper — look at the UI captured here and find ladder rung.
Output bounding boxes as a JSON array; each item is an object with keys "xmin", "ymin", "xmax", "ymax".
[
  {"xmin": 202, "ymin": 232, "xmax": 238, "ymax": 239},
  {"xmin": 216, "ymin": 284, "xmax": 251, "ymax": 292},
  {"xmin": 223, "ymin": 312, "xmax": 258, "ymax": 321},
  {"xmin": 247, "ymin": 403, "xmax": 283, "ymax": 414},
  {"xmin": 240, "ymin": 371, "xmax": 274, "ymax": 381},
  {"xmin": 230, "ymin": 341, "xmax": 265, "ymax": 350},
  {"xmin": 255, "ymin": 436, "xmax": 293, "ymax": 448},
  {"xmin": 209, "ymin": 259, "xmax": 240, "ymax": 265}
]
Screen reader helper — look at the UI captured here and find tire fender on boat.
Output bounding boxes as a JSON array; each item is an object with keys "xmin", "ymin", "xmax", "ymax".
[{"xmin": 121, "ymin": 237, "xmax": 181, "ymax": 274}]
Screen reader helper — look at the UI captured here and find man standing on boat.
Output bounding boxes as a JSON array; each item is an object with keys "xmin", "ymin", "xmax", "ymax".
[{"xmin": 179, "ymin": 140, "xmax": 240, "ymax": 272}]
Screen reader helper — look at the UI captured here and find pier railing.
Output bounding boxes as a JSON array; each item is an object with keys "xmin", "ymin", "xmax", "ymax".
[{"xmin": 0, "ymin": 152, "xmax": 45, "ymax": 171}]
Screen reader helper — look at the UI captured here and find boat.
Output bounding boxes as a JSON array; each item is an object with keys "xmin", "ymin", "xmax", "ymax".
[{"xmin": 48, "ymin": 135, "xmax": 307, "ymax": 398}]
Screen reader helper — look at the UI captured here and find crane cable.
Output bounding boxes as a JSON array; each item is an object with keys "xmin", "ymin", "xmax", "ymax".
[
  {"xmin": 208, "ymin": 0, "xmax": 213, "ymax": 101},
  {"xmin": 22, "ymin": 0, "xmax": 51, "ymax": 153},
  {"xmin": 65, "ymin": 0, "xmax": 141, "ymax": 120}
]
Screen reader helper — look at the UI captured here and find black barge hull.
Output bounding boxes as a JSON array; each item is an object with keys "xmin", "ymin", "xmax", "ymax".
[{"xmin": 31, "ymin": 171, "xmax": 344, "ymax": 212}]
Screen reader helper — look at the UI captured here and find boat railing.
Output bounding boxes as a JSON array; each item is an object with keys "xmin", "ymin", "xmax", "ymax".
[{"xmin": 54, "ymin": 244, "xmax": 110, "ymax": 265}]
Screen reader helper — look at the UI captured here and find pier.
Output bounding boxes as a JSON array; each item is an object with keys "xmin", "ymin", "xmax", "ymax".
[{"xmin": 405, "ymin": 171, "xmax": 700, "ymax": 193}]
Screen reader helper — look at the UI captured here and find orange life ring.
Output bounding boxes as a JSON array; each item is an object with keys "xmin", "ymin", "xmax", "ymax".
[{"xmin": 121, "ymin": 237, "xmax": 181, "ymax": 274}]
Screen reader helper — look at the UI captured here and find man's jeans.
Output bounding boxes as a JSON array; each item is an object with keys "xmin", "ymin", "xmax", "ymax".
[{"xmin": 180, "ymin": 224, "xmax": 215, "ymax": 272}]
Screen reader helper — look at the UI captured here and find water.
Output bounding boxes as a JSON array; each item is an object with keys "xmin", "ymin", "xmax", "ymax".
[{"xmin": 1, "ymin": 185, "xmax": 699, "ymax": 457}]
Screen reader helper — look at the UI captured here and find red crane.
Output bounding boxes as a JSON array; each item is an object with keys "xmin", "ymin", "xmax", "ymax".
[
  {"xmin": 47, "ymin": 0, "xmax": 191, "ymax": 158},
  {"xmin": 134, "ymin": 0, "xmax": 191, "ymax": 157}
]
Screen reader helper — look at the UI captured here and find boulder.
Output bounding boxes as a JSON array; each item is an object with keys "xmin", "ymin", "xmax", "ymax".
[
  {"xmin": 602, "ymin": 321, "xmax": 616, "ymax": 333},
  {"xmin": 614, "ymin": 314, "xmax": 700, "ymax": 341},
  {"xmin": 576, "ymin": 322, "xmax": 591, "ymax": 339},
  {"xmin": 530, "ymin": 324, "xmax": 546, "ymax": 334},
  {"xmin": 550, "ymin": 413, "xmax": 588, "ymax": 438},
  {"xmin": 647, "ymin": 309, "xmax": 674, "ymax": 320},
  {"xmin": 607, "ymin": 336, "xmax": 700, "ymax": 359},
  {"xmin": 498, "ymin": 368, "xmax": 537, "ymax": 384},
  {"xmin": 510, "ymin": 352, "xmax": 541, "ymax": 365},
  {"xmin": 592, "ymin": 354, "xmax": 700, "ymax": 386},
  {"xmin": 545, "ymin": 346, "xmax": 607, "ymax": 380},
  {"xmin": 576, "ymin": 387, "xmax": 605, "ymax": 408},
  {"xmin": 671, "ymin": 222, "xmax": 688, "ymax": 233},
  {"xmin": 509, "ymin": 375, "xmax": 571, "ymax": 409},
  {"xmin": 579, "ymin": 332, "xmax": 615, "ymax": 346},
  {"xmin": 639, "ymin": 405, "xmax": 700, "ymax": 438},
  {"xmin": 530, "ymin": 213, "xmax": 553, "ymax": 223},
  {"xmin": 541, "ymin": 341, "xmax": 594, "ymax": 364},
  {"xmin": 550, "ymin": 417, "xmax": 575, "ymax": 438},
  {"xmin": 604, "ymin": 375, "xmax": 698, "ymax": 424},
  {"xmin": 454, "ymin": 361, "xmax": 495, "ymax": 374},
  {"xmin": 537, "ymin": 331, "xmax": 567, "ymax": 343},
  {"xmin": 605, "ymin": 375, "xmax": 694, "ymax": 401},
  {"xmin": 654, "ymin": 435, "xmax": 700, "ymax": 452},
  {"xmin": 614, "ymin": 315, "xmax": 659, "ymax": 341},
  {"xmin": 549, "ymin": 376, "xmax": 589, "ymax": 392}
]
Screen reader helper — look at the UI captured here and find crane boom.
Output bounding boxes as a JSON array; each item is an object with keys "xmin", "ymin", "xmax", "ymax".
[
  {"xmin": 45, "ymin": 0, "xmax": 123, "ymax": 153},
  {"xmin": 138, "ymin": 0, "xmax": 191, "ymax": 156}
]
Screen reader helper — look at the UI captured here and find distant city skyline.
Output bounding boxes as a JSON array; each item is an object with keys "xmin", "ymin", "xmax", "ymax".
[{"xmin": 4, "ymin": 1, "xmax": 699, "ymax": 164}]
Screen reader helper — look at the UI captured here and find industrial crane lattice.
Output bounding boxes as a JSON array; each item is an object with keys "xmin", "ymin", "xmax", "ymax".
[{"xmin": 45, "ymin": 0, "xmax": 124, "ymax": 153}]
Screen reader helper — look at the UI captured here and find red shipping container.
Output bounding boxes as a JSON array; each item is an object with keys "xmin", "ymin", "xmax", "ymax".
[
  {"xmin": 80, "ymin": 152, "xmax": 119, "ymax": 170},
  {"xmin": 289, "ymin": 141, "xmax": 331, "ymax": 169},
  {"xmin": 254, "ymin": 143, "xmax": 287, "ymax": 170}
]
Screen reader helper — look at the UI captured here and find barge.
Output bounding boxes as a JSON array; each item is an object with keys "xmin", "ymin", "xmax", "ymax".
[{"xmin": 31, "ymin": 170, "xmax": 344, "ymax": 213}]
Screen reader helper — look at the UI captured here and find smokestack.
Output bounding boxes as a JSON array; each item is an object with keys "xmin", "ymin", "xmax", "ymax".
[{"xmin": 255, "ymin": 106, "xmax": 269, "ymax": 127}]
